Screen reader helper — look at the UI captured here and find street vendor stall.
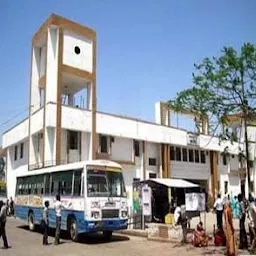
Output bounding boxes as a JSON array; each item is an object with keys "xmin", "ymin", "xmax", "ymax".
[{"xmin": 132, "ymin": 178, "xmax": 203, "ymax": 229}]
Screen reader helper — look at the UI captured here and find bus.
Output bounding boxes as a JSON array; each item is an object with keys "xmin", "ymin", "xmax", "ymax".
[
  {"xmin": 0, "ymin": 181, "xmax": 7, "ymax": 202},
  {"xmin": 14, "ymin": 160, "xmax": 128, "ymax": 241}
]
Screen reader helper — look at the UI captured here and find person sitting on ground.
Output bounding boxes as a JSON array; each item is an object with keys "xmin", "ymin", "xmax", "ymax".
[
  {"xmin": 214, "ymin": 224, "xmax": 226, "ymax": 246},
  {"xmin": 193, "ymin": 221, "xmax": 209, "ymax": 247}
]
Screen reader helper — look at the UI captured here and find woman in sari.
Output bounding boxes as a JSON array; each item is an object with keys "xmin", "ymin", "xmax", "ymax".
[
  {"xmin": 193, "ymin": 221, "xmax": 209, "ymax": 247},
  {"xmin": 224, "ymin": 201, "xmax": 237, "ymax": 256}
]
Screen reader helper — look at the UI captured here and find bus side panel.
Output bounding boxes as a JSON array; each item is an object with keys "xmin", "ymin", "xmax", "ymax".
[
  {"xmin": 47, "ymin": 209, "xmax": 85, "ymax": 232},
  {"xmin": 15, "ymin": 205, "xmax": 43, "ymax": 224},
  {"xmin": 15, "ymin": 205, "xmax": 29, "ymax": 222}
]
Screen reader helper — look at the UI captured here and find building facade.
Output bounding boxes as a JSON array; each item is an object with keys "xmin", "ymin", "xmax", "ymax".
[{"xmin": 1, "ymin": 14, "xmax": 250, "ymax": 212}]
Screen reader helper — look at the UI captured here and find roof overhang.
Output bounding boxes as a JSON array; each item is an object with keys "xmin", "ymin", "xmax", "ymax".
[{"xmin": 148, "ymin": 178, "xmax": 199, "ymax": 188}]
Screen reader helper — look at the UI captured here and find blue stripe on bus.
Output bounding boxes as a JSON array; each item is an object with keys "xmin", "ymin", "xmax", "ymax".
[{"xmin": 15, "ymin": 205, "xmax": 128, "ymax": 233}]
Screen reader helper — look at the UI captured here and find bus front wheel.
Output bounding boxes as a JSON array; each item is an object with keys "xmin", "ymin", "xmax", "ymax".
[
  {"xmin": 28, "ymin": 212, "xmax": 35, "ymax": 231},
  {"xmin": 103, "ymin": 231, "xmax": 113, "ymax": 240},
  {"xmin": 69, "ymin": 217, "xmax": 79, "ymax": 242}
]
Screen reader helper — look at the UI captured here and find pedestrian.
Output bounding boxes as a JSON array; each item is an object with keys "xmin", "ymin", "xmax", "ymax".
[
  {"xmin": 42, "ymin": 201, "xmax": 49, "ymax": 245},
  {"xmin": 0, "ymin": 200, "xmax": 9, "ymax": 249},
  {"xmin": 54, "ymin": 195, "xmax": 71, "ymax": 245},
  {"xmin": 214, "ymin": 194, "xmax": 224, "ymax": 228},
  {"xmin": 10, "ymin": 197, "xmax": 14, "ymax": 216},
  {"xmin": 224, "ymin": 201, "xmax": 237, "ymax": 256},
  {"xmin": 238, "ymin": 193, "xmax": 248, "ymax": 249},
  {"xmin": 248, "ymin": 194, "xmax": 256, "ymax": 254}
]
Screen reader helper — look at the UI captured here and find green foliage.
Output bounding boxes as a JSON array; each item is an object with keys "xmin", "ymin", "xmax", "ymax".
[{"xmin": 168, "ymin": 43, "xmax": 256, "ymax": 140}]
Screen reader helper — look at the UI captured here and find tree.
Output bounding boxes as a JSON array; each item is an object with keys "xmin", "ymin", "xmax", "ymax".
[{"xmin": 168, "ymin": 43, "xmax": 256, "ymax": 196}]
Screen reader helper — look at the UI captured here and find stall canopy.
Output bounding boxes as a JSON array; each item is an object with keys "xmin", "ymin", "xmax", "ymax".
[{"xmin": 149, "ymin": 178, "xmax": 199, "ymax": 188}]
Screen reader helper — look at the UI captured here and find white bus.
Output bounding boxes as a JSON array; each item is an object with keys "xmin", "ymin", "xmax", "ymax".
[{"xmin": 15, "ymin": 160, "xmax": 128, "ymax": 241}]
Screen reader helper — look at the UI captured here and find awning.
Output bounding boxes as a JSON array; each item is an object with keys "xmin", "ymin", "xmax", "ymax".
[{"xmin": 149, "ymin": 178, "xmax": 199, "ymax": 188}]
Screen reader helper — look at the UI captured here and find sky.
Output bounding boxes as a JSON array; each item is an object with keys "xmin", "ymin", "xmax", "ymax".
[{"xmin": 0, "ymin": 0, "xmax": 256, "ymax": 143}]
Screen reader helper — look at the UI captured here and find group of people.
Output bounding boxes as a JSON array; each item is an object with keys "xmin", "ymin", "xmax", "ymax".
[
  {"xmin": 0, "ymin": 194, "xmax": 71, "ymax": 248},
  {"xmin": 213, "ymin": 193, "xmax": 256, "ymax": 255}
]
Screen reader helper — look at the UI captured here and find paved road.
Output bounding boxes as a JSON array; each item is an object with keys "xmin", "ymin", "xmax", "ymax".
[{"xmin": 0, "ymin": 217, "xmax": 249, "ymax": 256}]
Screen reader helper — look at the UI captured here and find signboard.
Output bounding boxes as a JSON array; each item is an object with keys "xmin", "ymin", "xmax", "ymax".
[
  {"xmin": 142, "ymin": 184, "xmax": 152, "ymax": 216},
  {"xmin": 185, "ymin": 193, "xmax": 205, "ymax": 212},
  {"xmin": 187, "ymin": 134, "xmax": 199, "ymax": 146}
]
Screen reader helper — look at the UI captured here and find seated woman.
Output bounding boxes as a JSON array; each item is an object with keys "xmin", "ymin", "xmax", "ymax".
[
  {"xmin": 193, "ymin": 221, "xmax": 209, "ymax": 247},
  {"xmin": 214, "ymin": 224, "xmax": 226, "ymax": 246}
]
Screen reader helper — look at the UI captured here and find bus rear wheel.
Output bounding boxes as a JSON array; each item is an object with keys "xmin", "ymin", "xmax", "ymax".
[
  {"xmin": 103, "ymin": 231, "xmax": 113, "ymax": 240},
  {"xmin": 28, "ymin": 212, "xmax": 35, "ymax": 231},
  {"xmin": 69, "ymin": 217, "xmax": 79, "ymax": 242}
]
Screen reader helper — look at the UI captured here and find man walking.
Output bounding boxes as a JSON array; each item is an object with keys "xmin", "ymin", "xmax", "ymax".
[
  {"xmin": 214, "ymin": 194, "xmax": 224, "ymax": 228},
  {"xmin": 238, "ymin": 193, "xmax": 248, "ymax": 249},
  {"xmin": 0, "ymin": 201, "xmax": 9, "ymax": 249}
]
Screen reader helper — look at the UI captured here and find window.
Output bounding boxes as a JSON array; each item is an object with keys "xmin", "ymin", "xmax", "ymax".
[
  {"xmin": 100, "ymin": 135, "xmax": 108, "ymax": 153},
  {"xmin": 149, "ymin": 173, "xmax": 157, "ymax": 178},
  {"xmin": 149, "ymin": 158, "xmax": 156, "ymax": 166},
  {"xmin": 170, "ymin": 146, "xmax": 175, "ymax": 160},
  {"xmin": 74, "ymin": 46, "xmax": 81, "ymax": 55},
  {"xmin": 20, "ymin": 143, "xmax": 24, "ymax": 159},
  {"xmin": 70, "ymin": 131, "xmax": 78, "ymax": 150},
  {"xmin": 175, "ymin": 147, "xmax": 181, "ymax": 161},
  {"xmin": 232, "ymin": 154, "xmax": 235, "ymax": 158},
  {"xmin": 222, "ymin": 155, "xmax": 227, "ymax": 166},
  {"xmin": 51, "ymin": 171, "xmax": 73, "ymax": 196},
  {"xmin": 182, "ymin": 148, "xmax": 188, "ymax": 162},
  {"xmin": 249, "ymin": 160, "xmax": 254, "ymax": 168},
  {"xmin": 45, "ymin": 174, "xmax": 51, "ymax": 194},
  {"xmin": 14, "ymin": 145, "xmax": 18, "ymax": 161},
  {"xmin": 224, "ymin": 181, "xmax": 228, "ymax": 194},
  {"xmin": 73, "ymin": 170, "xmax": 82, "ymax": 196},
  {"xmin": 134, "ymin": 140, "xmax": 140, "ymax": 157},
  {"xmin": 195, "ymin": 150, "xmax": 199, "ymax": 163},
  {"xmin": 189, "ymin": 149, "xmax": 194, "ymax": 162},
  {"xmin": 200, "ymin": 151, "xmax": 206, "ymax": 164}
]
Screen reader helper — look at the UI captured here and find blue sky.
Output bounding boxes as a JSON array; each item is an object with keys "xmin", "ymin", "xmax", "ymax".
[{"xmin": 0, "ymin": 0, "xmax": 256, "ymax": 143}]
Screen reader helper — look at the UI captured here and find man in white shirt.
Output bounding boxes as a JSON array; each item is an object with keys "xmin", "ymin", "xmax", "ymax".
[
  {"xmin": 214, "ymin": 194, "xmax": 224, "ymax": 228},
  {"xmin": 54, "ymin": 195, "xmax": 71, "ymax": 245}
]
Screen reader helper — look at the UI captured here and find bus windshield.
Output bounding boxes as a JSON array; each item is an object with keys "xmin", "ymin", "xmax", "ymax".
[{"xmin": 87, "ymin": 169, "xmax": 126, "ymax": 197}]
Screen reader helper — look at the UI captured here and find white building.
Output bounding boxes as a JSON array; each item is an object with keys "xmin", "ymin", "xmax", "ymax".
[{"xmin": 1, "ymin": 14, "xmax": 250, "ymax": 211}]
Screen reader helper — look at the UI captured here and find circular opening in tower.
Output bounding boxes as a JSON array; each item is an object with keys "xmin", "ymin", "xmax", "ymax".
[{"xmin": 74, "ymin": 46, "xmax": 81, "ymax": 55}]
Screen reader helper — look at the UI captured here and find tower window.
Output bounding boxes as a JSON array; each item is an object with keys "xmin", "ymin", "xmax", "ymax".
[
  {"xmin": 100, "ymin": 135, "xmax": 108, "ymax": 153},
  {"xmin": 74, "ymin": 46, "xmax": 81, "ymax": 55},
  {"xmin": 134, "ymin": 140, "xmax": 140, "ymax": 157}
]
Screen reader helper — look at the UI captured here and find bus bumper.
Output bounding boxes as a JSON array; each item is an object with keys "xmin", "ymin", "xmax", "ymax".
[{"xmin": 79, "ymin": 219, "xmax": 128, "ymax": 233}]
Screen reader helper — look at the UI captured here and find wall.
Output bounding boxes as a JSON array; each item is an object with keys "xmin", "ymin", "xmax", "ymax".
[
  {"xmin": 39, "ymin": 45, "xmax": 46, "ymax": 78},
  {"xmin": 61, "ymin": 129, "xmax": 67, "ymax": 163},
  {"xmin": 63, "ymin": 30, "xmax": 93, "ymax": 73},
  {"xmin": 145, "ymin": 142, "xmax": 159, "ymax": 177},
  {"xmin": 111, "ymin": 137, "xmax": 133, "ymax": 162},
  {"xmin": 30, "ymin": 108, "xmax": 44, "ymax": 135},
  {"xmin": 9, "ymin": 140, "xmax": 28, "ymax": 170},
  {"xmin": 2, "ymin": 119, "xmax": 29, "ymax": 148}
]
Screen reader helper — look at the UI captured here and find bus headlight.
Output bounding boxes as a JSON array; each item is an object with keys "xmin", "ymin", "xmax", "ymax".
[
  {"xmin": 91, "ymin": 201, "xmax": 100, "ymax": 209},
  {"xmin": 121, "ymin": 211, "xmax": 128, "ymax": 218},
  {"xmin": 91, "ymin": 211, "xmax": 100, "ymax": 219}
]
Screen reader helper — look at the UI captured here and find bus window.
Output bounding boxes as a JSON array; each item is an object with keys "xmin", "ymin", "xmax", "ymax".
[
  {"xmin": 45, "ymin": 174, "xmax": 50, "ymax": 195},
  {"xmin": 51, "ymin": 171, "xmax": 73, "ymax": 196},
  {"xmin": 73, "ymin": 170, "xmax": 82, "ymax": 196}
]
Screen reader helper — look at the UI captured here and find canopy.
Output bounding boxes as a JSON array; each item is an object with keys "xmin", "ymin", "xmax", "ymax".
[{"xmin": 149, "ymin": 178, "xmax": 199, "ymax": 188}]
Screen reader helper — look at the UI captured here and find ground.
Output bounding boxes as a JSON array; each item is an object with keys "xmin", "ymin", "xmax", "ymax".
[{"xmin": 0, "ymin": 217, "xmax": 250, "ymax": 256}]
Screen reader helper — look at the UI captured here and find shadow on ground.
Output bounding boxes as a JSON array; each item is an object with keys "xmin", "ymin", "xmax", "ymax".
[{"xmin": 17, "ymin": 225, "xmax": 130, "ymax": 245}]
